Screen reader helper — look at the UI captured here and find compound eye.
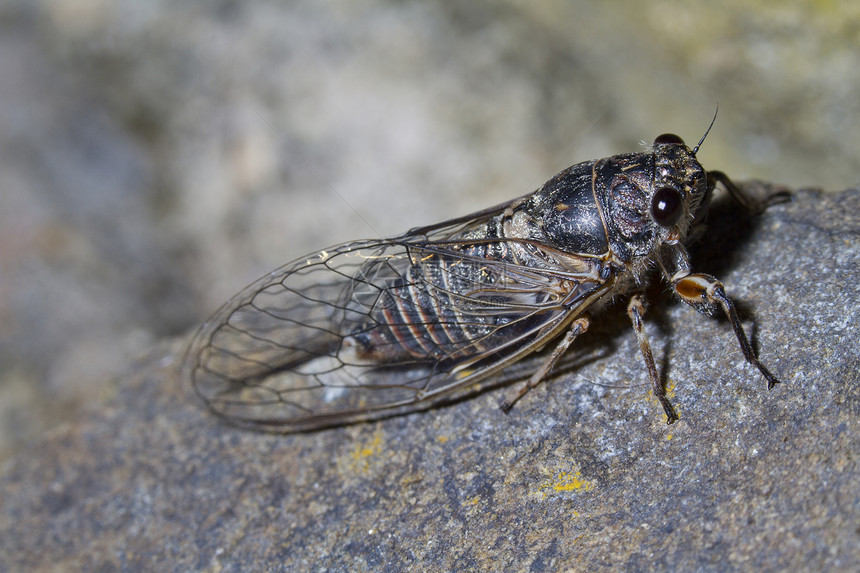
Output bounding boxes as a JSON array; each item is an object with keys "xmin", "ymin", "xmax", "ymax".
[
  {"xmin": 654, "ymin": 133, "xmax": 685, "ymax": 146},
  {"xmin": 651, "ymin": 187, "xmax": 684, "ymax": 227}
]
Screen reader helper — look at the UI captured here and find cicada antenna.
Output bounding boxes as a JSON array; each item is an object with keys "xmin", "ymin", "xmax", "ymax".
[{"xmin": 694, "ymin": 105, "xmax": 719, "ymax": 155}]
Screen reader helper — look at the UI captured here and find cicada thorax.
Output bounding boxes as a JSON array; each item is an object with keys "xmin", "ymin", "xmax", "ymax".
[
  {"xmin": 509, "ymin": 153, "xmax": 650, "ymax": 286},
  {"xmin": 538, "ymin": 139, "xmax": 710, "ymax": 270}
]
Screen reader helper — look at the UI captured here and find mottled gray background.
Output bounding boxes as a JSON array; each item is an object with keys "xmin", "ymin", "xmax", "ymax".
[{"xmin": 0, "ymin": 0, "xmax": 857, "ymax": 481}]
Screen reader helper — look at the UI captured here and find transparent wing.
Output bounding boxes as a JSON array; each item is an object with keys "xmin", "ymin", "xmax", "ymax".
[{"xmin": 185, "ymin": 219, "xmax": 610, "ymax": 431}]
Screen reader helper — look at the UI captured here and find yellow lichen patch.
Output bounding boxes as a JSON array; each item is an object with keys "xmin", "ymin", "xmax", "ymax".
[
  {"xmin": 353, "ymin": 433, "xmax": 382, "ymax": 459},
  {"xmin": 436, "ymin": 435, "xmax": 449, "ymax": 444},
  {"xmin": 550, "ymin": 471, "xmax": 595, "ymax": 493},
  {"xmin": 354, "ymin": 431, "xmax": 383, "ymax": 459},
  {"xmin": 347, "ymin": 429, "xmax": 385, "ymax": 473},
  {"xmin": 531, "ymin": 466, "xmax": 596, "ymax": 500}
]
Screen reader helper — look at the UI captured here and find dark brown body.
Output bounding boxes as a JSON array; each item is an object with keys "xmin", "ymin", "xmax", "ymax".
[{"xmin": 185, "ymin": 133, "xmax": 788, "ymax": 431}]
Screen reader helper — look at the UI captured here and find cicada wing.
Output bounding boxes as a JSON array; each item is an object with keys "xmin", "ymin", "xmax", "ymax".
[
  {"xmin": 186, "ymin": 229, "xmax": 609, "ymax": 431},
  {"xmin": 186, "ymin": 239, "xmax": 404, "ymax": 426}
]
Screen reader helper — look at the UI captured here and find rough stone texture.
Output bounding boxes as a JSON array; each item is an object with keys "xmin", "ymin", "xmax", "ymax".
[
  {"xmin": 0, "ymin": 185, "xmax": 857, "ymax": 571},
  {"xmin": 2, "ymin": 0, "xmax": 860, "ymax": 463}
]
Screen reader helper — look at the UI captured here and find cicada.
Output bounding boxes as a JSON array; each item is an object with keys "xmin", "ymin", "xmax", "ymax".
[{"xmin": 185, "ymin": 126, "xmax": 789, "ymax": 431}]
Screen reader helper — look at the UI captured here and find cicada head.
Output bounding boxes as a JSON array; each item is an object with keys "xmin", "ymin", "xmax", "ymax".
[
  {"xmin": 590, "ymin": 133, "xmax": 710, "ymax": 261},
  {"xmin": 647, "ymin": 133, "xmax": 710, "ymax": 246}
]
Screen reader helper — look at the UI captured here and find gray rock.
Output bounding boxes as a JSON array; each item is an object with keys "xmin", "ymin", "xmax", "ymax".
[{"xmin": 1, "ymin": 185, "xmax": 857, "ymax": 571}]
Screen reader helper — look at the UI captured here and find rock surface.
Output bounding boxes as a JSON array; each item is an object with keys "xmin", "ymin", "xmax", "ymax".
[{"xmin": 1, "ymin": 186, "xmax": 857, "ymax": 571}]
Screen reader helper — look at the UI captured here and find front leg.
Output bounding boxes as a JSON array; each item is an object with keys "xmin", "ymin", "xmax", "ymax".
[
  {"xmin": 671, "ymin": 271, "xmax": 781, "ymax": 389},
  {"xmin": 708, "ymin": 171, "xmax": 793, "ymax": 215}
]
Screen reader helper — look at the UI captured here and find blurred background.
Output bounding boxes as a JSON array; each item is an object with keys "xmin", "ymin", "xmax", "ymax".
[{"xmin": 1, "ymin": 0, "xmax": 858, "ymax": 461}]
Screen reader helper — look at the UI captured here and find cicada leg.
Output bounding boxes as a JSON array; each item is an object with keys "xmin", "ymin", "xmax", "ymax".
[
  {"xmin": 627, "ymin": 295, "xmax": 679, "ymax": 424},
  {"xmin": 671, "ymin": 272, "xmax": 781, "ymax": 390},
  {"xmin": 499, "ymin": 316, "xmax": 591, "ymax": 413},
  {"xmin": 708, "ymin": 171, "xmax": 793, "ymax": 214}
]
